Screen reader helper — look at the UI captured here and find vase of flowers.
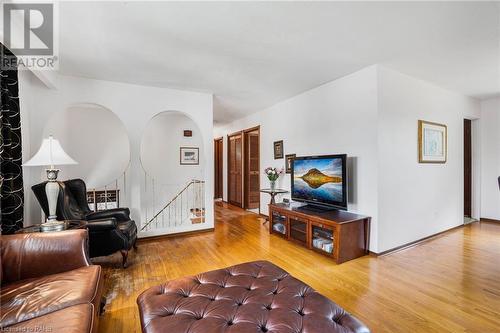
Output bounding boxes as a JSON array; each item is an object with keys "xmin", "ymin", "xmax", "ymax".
[{"xmin": 264, "ymin": 167, "xmax": 284, "ymax": 190}]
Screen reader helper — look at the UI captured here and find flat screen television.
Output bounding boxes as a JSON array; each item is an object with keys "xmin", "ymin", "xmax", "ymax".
[{"xmin": 291, "ymin": 154, "xmax": 347, "ymax": 210}]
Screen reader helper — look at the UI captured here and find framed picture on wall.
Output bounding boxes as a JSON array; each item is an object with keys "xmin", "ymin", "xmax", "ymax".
[
  {"xmin": 274, "ymin": 140, "xmax": 284, "ymax": 159},
  {"xmin": 180, "ymin": 147, "xmax": 199, "ymax": 165},
  {"xmin": 418, "ymin": 120, "xmax": 447, "ymax": 163},
  {"xmin": 285, "ymin": 154, "xmax": 295, "ymax": 173}
]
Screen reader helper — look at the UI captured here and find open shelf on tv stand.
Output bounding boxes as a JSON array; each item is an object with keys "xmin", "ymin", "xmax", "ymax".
[{"xmin": 269, "ymin": 202, "xmax": 371, "ymax": 264}]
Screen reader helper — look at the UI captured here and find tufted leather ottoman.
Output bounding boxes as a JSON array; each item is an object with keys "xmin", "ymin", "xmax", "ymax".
[{"xmin": 137, "ymin": 260, "xmax": 370, "ymax": 333}]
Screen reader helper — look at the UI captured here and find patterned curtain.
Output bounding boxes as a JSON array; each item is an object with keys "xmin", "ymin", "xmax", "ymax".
[{"xmin": 0, "ymin": 44, "xmax": 24, "ymax": 234}]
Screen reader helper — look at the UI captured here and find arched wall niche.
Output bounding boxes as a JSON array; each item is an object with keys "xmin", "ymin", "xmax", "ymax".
[
  {"xmin": 140, "ymin": 110, "xmax": 205, "ymax": 185},
  {"xmin": 43, "ymin": 103, "xmax": 131, "ymax": 189}
]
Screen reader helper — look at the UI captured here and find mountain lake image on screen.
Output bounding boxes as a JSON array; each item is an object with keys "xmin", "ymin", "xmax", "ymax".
[{"xmin": 292, "ymin": 157, "xmax": 344, "ymax": 204}]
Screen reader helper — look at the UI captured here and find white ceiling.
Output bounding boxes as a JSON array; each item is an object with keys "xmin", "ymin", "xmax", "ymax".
[{"xmin": 58, "ymin": 1, "xmax": 500, "ymax": 124}]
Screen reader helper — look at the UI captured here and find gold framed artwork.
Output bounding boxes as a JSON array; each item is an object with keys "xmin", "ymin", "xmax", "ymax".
[{"xmin": 418, "ymin": 120, "xmax": 447, "ymax": 163}]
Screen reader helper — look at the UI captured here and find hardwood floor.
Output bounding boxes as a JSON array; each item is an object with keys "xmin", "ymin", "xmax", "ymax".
[{"xmin": 97, "ymin": 202, "xmax": 500, "ymax": 333}]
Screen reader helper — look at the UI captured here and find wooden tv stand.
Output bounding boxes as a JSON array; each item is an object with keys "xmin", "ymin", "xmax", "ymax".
[{"xmin": 269, "ymin": 203, "xmax": 370, "ymax": 264}]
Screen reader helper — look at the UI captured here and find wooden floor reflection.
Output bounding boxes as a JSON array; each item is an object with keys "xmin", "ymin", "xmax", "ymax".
[{"xmin": 98, "ymin": 202, "xmax": 500, "ymax": 333}]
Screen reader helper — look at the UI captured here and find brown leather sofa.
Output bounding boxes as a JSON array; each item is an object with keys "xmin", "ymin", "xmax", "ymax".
[
  {"xmin": 137, "ymin": 260, "xmax": 370, "ymax": 333},
  {"xmin": 1, "ymin": 229, "xmax": 104, "ymax": 333}
]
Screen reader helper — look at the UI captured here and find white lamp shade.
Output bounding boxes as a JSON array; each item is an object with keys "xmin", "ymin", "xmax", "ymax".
[{"xmin": 23, "ymin": 135, "xmax": 78, "ymax": 167}]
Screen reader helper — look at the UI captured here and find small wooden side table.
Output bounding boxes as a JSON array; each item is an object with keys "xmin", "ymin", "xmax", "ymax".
[
  {"xmin": 260, "ymin": 188, "xmax": 289, "ymax": 225},
  {"xmin": 16, "ymin": 220, "xmax": 88, "ymax": 234}
]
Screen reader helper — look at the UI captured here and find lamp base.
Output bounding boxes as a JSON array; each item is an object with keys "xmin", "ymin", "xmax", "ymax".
[
  {"xmin": 45, "ymin": 168, "xmax": 60, "ymax": 222},
  {"xmin": 40, "ymin": 220, "xmax": 65, "ymax": 232}
]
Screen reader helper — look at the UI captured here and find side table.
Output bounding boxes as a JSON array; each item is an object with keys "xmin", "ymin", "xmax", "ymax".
[
  {"xmin": 15, "ymin": 220, "xmax": 88, "ymax": 233},
  {"xmin": 260, "ymin": 188, "xmax": 289, "ymax": 225}
]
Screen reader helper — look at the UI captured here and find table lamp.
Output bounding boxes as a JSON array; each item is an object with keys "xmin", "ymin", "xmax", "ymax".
[{"xmin": 24, "ymin": 135, "xmax": 77, "ymax": 228}]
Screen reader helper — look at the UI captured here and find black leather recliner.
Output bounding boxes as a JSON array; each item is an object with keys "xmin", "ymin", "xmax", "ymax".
[{"xmin": 32, "ymin": 178, "xmax": 138, "ymax": 267}]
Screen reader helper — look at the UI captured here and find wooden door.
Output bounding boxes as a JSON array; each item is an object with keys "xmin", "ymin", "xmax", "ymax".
[
  {"xmin": 464, "ymin": 119, "xmax": 472, "ymax": 217},
  {"xmin": 244, "ymin": 129, "xmax": 260, "ymax": 209},
  {"xmin": 214, "ymin": 138, "xmax": 223, "ymax": 199},
  {"xmin": 228, "ymin": 133, "xmax": 243, "ymax": 207}
]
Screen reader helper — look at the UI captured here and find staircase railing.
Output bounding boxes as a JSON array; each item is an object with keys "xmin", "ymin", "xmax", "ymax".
[
  {"xmin": 140, "ymin": 179, "xmax": 205, "ymax": 231},
  {"xmin": 87, "ymin": 165, "xmax": 130, "ymax": 212}
]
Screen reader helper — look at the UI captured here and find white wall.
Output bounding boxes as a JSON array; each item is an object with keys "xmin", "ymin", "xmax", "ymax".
[
  {"xmin": 377, "ymin": 67, "xmax": 480, "ymax": 252},
  {"xmin": 215, "ymin": 65, "xmax": 484, "ymax": 253},
  {"xmin": 19, "ymin": 72, "xmax": 214, "ymax": 235},
  {"xmin": 480, "ymin": 97, "xmax": 500, "ymax": 220},
  {"xmin": 215, "ymin": 66, "xmax": 380, "ymax": 251},
  {"xmin": 141, "ymin": 112, "xmax": 204, "ymax": 185},
  {"xmin": 44, "ymin": 104, "xmax": 131, "ymax": 189}
]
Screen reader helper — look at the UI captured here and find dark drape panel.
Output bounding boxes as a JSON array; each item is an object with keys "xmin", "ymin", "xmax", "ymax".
[{"xmin": 0, "ymin": 44, "xmax": 24, "ymax": 234}]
